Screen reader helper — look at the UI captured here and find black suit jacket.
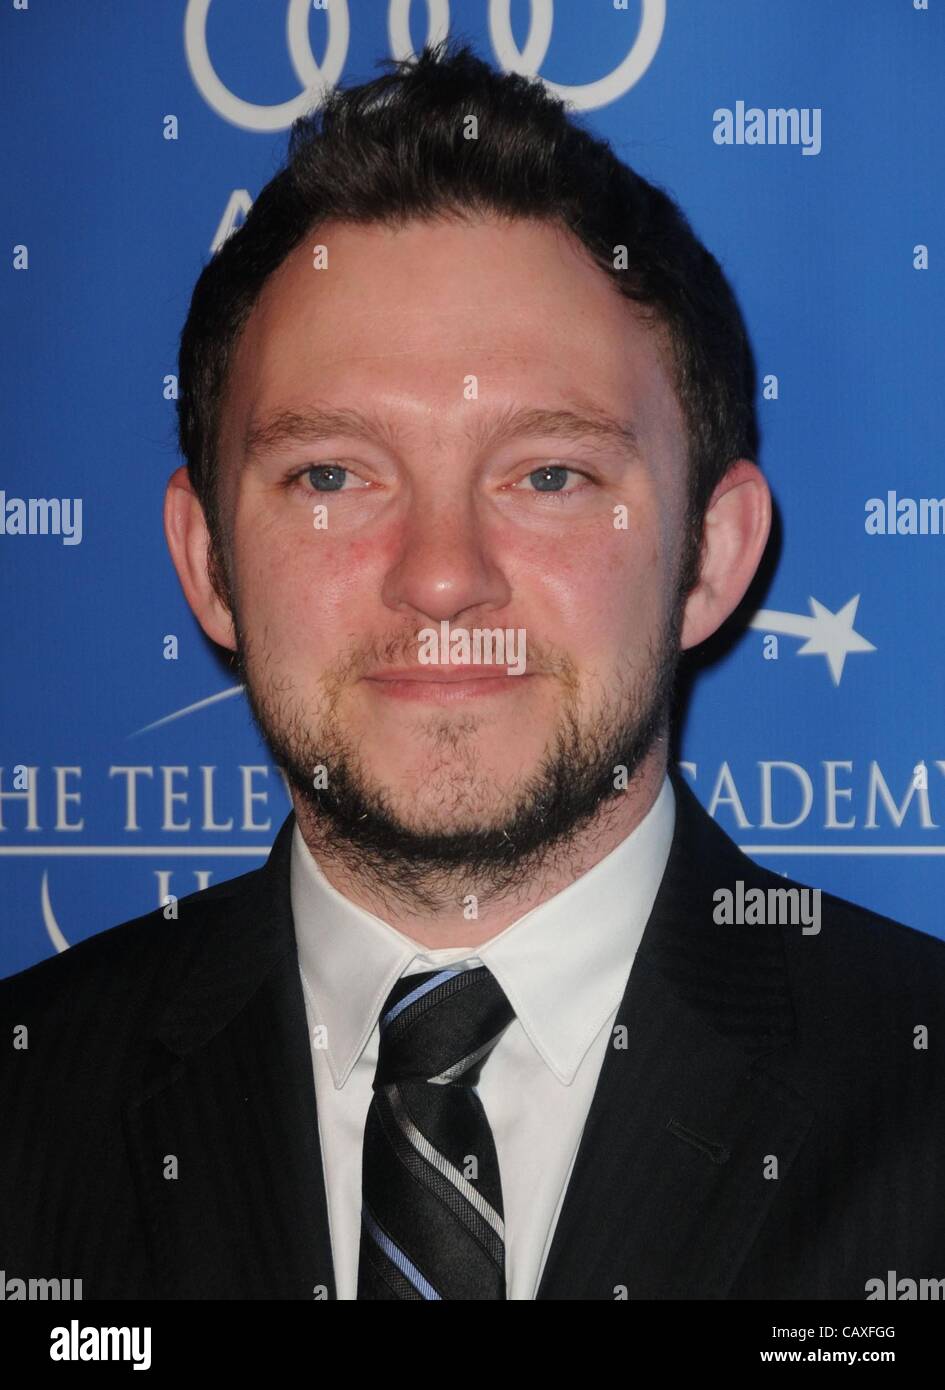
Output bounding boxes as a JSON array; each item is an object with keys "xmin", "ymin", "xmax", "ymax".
[{"xmin": 2, "ymin": 764, "xmax": 944, "ymax": 1300}]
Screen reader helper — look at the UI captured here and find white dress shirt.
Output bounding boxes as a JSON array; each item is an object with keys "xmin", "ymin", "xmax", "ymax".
[{"xmin": 291, "ymin": 772, "xmax": 676, "ymax": 1300}]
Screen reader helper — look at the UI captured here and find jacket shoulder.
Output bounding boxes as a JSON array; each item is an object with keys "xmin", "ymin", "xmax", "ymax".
[
  {"xmin": 770, "ymin": 863, "xmax": 945, "ymax": 985},
  {"xmin": 737, "ymin": 850, "xmax": 945, "ymax": 1026},
  {"xmin": 0, "ymin": 862, "xmax": 265, "ymax": 1019},
  {"xmin": 674, "ymin": 771, "xmax": 945, "ymax": 993}
]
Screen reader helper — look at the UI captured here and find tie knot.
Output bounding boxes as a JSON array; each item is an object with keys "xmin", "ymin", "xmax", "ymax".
[{"xmin": 374, "ymin": 966, "xmax": 515, "ymax": 1088}]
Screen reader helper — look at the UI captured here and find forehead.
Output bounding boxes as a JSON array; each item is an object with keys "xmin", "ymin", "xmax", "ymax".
[{"xmin": 219, "ymin": 215, "xmax": 685, "ymax": 464}]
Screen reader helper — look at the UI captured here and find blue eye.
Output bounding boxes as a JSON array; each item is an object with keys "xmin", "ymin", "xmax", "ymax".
[
  {"xmin": 306, "ymin": 465, "xmax": 348, "ymax": 492},
  {"xmin": 527, "ymin": 465, "xmax": 574, "ymax": 492}
]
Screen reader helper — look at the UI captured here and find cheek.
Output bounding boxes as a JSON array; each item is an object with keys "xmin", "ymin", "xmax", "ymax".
[
  {"xmin": 232, "ymin": 511, "xmax": 372, "ymax": 650},
  {"xmin": 528, "ymin": 527, "xmax": 663, "ymax": 650}
]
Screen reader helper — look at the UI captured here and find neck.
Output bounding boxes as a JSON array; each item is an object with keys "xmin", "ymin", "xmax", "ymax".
[{"xmin": 290, "ymin": 746, "xmax": 668, "ymax": 949}]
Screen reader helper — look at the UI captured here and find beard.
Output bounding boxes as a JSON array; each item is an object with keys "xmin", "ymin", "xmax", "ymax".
[{"xmin": 226, "ymin": 581, "xmax": 687, "ymax": 917}]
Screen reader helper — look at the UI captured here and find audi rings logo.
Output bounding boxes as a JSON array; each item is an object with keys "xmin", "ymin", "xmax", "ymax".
[{"xmin": 184, "ymin": 0, "xmax": 666, "ymax": 131}]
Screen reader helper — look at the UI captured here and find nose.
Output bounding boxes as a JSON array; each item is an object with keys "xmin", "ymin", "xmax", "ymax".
[{"xmin": 380, "ymin": 487, "xmax": 512, "ymax": 625}]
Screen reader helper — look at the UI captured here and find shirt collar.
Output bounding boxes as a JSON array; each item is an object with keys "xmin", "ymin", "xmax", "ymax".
[{"xmin": 291, "ymin": 773, "xmax": 676, "ymax": 1087}]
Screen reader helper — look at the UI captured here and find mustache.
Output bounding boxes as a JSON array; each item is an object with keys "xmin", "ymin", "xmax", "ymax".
[
  {"xmin": 229, "ymin": 593, "xmax": 687, "ymax": 711},
  {"xmin": 234, "ymin": 622, "xmax": 573, "ymax": 686}
]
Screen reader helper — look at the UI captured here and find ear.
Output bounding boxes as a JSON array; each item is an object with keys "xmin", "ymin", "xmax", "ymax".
[
  {"xmin": 679, "ymin": 459, "xmax": 772, "ymax": 652},
  {"xmin": 163, "ymin": 465, "xmax": 236, "ymax": 651}
]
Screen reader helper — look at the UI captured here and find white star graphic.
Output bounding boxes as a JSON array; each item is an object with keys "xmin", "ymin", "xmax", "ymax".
[{"xmin": 749, "ymin": 595, "xmax": 876, "ymax": 686}]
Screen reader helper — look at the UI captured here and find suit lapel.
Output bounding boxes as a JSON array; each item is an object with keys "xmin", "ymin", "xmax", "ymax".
[
  {"xmin": 536, "ymin": 767, "xmax": 815, "ymax": 1299},
  {"xmin": 121, "ymin": 811, "xmax": 336, "ymax": 1299}
]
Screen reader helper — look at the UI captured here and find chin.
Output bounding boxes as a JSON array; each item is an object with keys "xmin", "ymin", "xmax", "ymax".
[{"xmin": 391, "ymin": 786, "xmax": 511, "ymax": 827}]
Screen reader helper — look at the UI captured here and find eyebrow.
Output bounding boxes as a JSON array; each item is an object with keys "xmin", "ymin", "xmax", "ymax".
[{"xmin": 242, "ymin": 402, "xmax": 644, "ymax": 464}]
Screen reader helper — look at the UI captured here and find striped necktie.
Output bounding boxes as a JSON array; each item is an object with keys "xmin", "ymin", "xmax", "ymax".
[{"xmin": 357, "ymin": 964, "xmax": 516, "ymax": 1300}]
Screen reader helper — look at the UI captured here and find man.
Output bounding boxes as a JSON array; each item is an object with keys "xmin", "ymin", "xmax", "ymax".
[{"xmin": 2, "ymin": 40, "xmax": 944, "ymax": 1302}]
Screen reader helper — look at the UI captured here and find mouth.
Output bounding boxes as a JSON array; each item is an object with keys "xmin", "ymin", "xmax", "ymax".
[{"xmin": 362, "ymin": 666, "xmax": 536, "ymax": 703}]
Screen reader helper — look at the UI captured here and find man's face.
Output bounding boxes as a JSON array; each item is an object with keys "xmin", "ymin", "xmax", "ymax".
[{"xmin": 212, "ymin": 216, "xmax": 693, "ymax": 898}]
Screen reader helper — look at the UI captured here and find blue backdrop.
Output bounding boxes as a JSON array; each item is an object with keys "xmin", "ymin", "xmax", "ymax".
[{"xmin": 2, "ymin": 0, "xmax": 943, "ymax": 976}]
